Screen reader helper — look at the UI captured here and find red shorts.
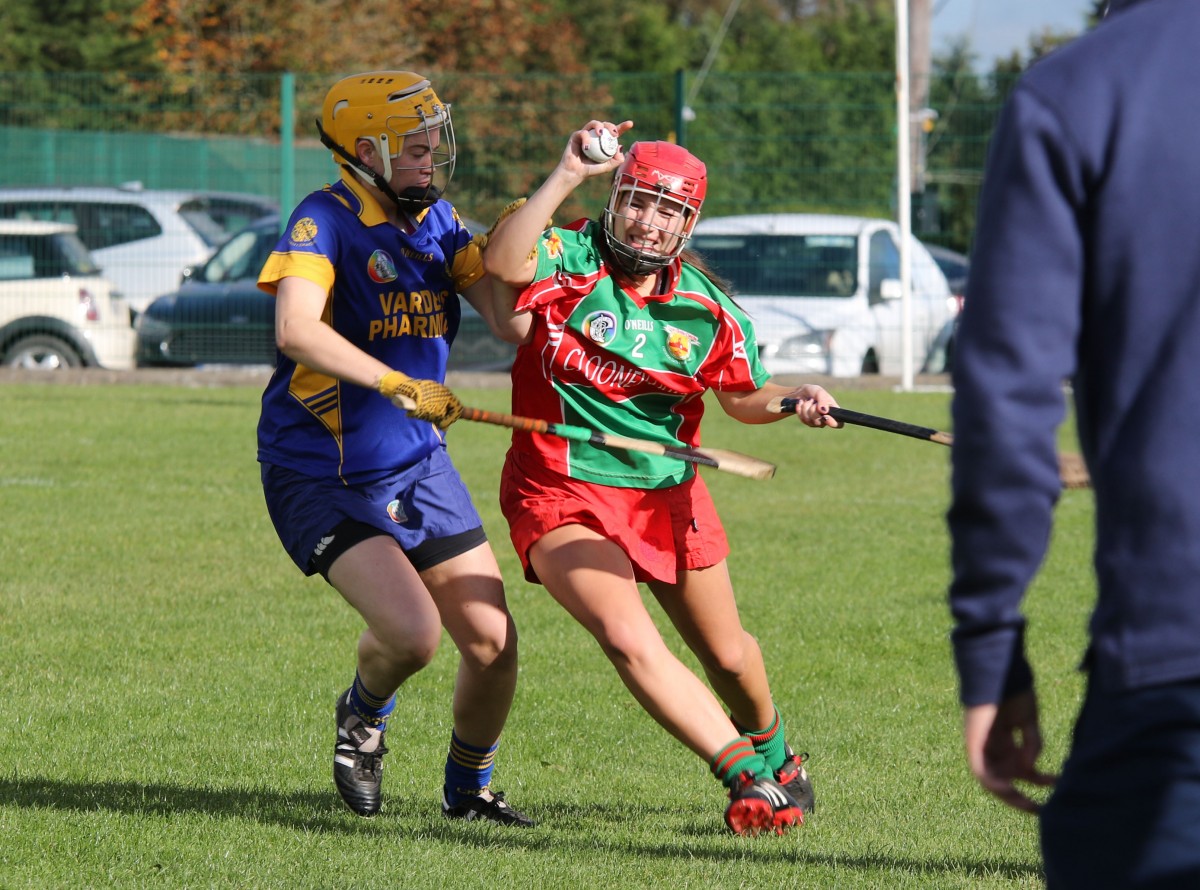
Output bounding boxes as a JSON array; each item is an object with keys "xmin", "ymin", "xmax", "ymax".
[{"xmin": 499, "ymin": 449, "xmax": 730, "ymax": 585}]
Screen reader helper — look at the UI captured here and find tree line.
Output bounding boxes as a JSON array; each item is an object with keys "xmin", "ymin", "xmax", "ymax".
[{"xmin": 0, "ymin": 0, "xmax": 1105, "ymax": 251}]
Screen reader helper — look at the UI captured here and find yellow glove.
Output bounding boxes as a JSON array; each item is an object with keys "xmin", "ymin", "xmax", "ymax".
[
  {"xmin": 376, "ymin": 370, "xmax": 463, "ymax": 429},
  {"xmin": 472, "ymin": 197, "xmax": 550, "ymax": 262}
]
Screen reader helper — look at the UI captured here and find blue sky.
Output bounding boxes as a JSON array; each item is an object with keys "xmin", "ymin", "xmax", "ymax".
[{"xmin": 930, "ymin": 0, "xmax": 1095, "ymax": 68}]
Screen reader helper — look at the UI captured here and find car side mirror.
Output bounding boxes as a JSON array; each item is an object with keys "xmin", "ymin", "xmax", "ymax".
[{"xmin": 879, "ymin": 278, "xmax": 903, "ymax": 300}]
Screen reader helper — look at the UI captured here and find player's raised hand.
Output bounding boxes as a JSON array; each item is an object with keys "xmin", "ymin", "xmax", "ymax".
[{"xmin": 564, "ymin": 119, "xmax": 634, "ymax": 178}]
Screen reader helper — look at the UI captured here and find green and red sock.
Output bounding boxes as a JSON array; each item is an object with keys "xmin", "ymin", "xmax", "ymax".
[
  {"xmin": 733, "ymin": 705, "xmax": 789, "ymax": 774},
  {"xmin": 710, "ymin": 737, "xmax": 770, "ymax": 788}
]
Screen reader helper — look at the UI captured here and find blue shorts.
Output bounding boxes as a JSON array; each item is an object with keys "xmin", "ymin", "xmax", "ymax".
[{"xmin": 261, "ymin": 447, "xmax": 487, "ymax": 577}]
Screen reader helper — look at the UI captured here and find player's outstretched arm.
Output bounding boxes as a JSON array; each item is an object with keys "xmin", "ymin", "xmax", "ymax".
[{"xmin": 716, "ymin": 382, "xmax": 841, "ymax": 427}]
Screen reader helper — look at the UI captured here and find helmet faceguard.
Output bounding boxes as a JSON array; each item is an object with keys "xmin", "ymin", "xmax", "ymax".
[
  {"xmin": 602, "ymin": 141, "xmax": 707, "ymax": 276},
  {"xmin": 316, "ymin": 71, "xmax": 455, "ymax": 214}
]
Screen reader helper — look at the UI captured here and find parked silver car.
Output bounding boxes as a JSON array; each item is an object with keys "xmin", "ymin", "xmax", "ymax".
[{"xmin": 0, "ymin": 184, "xmax": 276, "ymax": 316}]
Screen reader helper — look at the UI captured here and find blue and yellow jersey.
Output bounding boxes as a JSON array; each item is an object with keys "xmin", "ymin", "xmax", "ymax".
[{"xmin": 256, "ymin": 174, "xmax": 484, "ymax": 482}]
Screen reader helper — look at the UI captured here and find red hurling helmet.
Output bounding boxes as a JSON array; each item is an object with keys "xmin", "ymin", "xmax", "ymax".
[{"xmin": 602, "ymin": 141, "xmax": 707, "ymax": 276}]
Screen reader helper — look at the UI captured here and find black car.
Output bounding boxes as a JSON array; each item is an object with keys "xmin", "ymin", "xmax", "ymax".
[
  {"xmin": 135, "ymin": 215, "xmax": 515, "ymax": 370},
  {"xmin": 922, "ymin": 244, "xmax": 970, "ymax": 373},
  {"xmin": 924, "ymin": 244, "xmax": 969, "ymax": 307}
]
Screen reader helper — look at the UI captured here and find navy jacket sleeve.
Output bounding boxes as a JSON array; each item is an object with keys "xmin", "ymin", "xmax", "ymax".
[
  {"xmin": 947, "ymin": 82, "xmax": 1083, "ymax": 707},
  {"xmin": 949, "ymin": 0, "xmax": 1200, "ymax": 706}
]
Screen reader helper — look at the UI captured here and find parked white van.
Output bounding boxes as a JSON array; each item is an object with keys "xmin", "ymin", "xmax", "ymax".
[{"xmin": 690, "ymin": 214, "xmax": 958, "ymax": 377}]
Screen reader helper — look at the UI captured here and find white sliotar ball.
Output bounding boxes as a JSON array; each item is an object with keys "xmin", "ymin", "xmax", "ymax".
[{"xmin": 582, "ymin": 128, "xmax": 619, "ymax": 163}]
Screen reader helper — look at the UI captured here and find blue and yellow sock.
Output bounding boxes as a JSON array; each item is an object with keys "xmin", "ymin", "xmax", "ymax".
[
  {"xmin": 443, "ymin": 731, "xmax": 499, "ymax": 806},
  {"xmin": 347, "ymin": 672, "xmax": 395, "ymax": 730}
]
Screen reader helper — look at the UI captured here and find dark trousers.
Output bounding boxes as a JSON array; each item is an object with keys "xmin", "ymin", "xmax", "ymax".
[{"xmin": 1041, "ymin": 677, "xmax": 1200, "ymax": 889}]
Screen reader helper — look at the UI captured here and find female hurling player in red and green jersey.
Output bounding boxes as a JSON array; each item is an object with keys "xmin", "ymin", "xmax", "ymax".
[{"xmin": 483, "ymin": 120, "xmax": 841, "ymax": 836}]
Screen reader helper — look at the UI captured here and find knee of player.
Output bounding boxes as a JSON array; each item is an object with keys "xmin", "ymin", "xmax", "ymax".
[
  {"xmin": 461, "ymin": 622, "xmax": 520, "ymax": 673},
  {"xmin": 704, "ymin": 650, "xmax": 750, "ymax": 682},
  {"xmin": 698, "ymin": 635, "xmax": 756, "ymax": 680},
  {"xmin": 377, "ymin": 627, "xmax": 441, "ymax": 672},
  {"xmin": 596, "ymin": 623, "xmax": 666, "ymax": 672}
]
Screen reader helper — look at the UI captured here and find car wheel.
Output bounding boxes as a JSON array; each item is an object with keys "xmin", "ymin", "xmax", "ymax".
[{"xmin": 3, "ymin": 334, "xmax": 83, "ymax": 370}]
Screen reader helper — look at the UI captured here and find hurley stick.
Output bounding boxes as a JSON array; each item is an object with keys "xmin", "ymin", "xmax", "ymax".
[
  {"xmin": 768, "ymin": 398, "xmax": 954, "ymax": 446},
  {"xmin": 766, "ymin": 397, "xmax": 1090, "ymax": 489},
  {"xmin": 460, "ymin": 406, "xmax": 777, "ymax": 481}
]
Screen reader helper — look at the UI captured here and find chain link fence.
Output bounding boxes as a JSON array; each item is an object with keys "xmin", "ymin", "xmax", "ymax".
[{"xmin": 0, "ymin": 70, "xmax": 1008, "ymax": 374}]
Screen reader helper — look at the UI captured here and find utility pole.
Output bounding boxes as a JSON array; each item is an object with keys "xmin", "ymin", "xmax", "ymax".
[
  {"xmin": 897, "ymin": 0, "xmax": 934, "ymax": 389},
  {"xmin": 896, "ymin": 0, "xmax": 913, "ymax": 390},
  {"xmin": 908, "ymin": 0, "xmax": 934, "ymax": 226}
]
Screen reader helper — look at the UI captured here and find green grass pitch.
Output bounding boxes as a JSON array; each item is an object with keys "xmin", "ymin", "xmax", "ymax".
[{"xmin": 0, "ymin": 378, "xmax": 1092, "ymax": 888}]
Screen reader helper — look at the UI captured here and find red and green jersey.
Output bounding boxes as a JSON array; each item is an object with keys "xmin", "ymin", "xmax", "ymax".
[{"xmin": 510, "ymin": 219, "xmax": 769, "ymax": 489}]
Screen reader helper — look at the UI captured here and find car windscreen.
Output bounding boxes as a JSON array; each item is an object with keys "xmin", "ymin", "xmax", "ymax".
[
  {"xmin": 0, "ymin": 200, "xmax": 163, "ymax": 251},
  {"xmin": 690, "ymin": 233, "xmax": 858, "ymax": 298},
  {"xmin": 179, "ymin": 197, "xmax": 276, "ymax": 248},
  {"xmin": 199, "ymin": 225, "xmax": 277, "ymax": 283},
  {"xmin": 0, "ymin": 232, "xmax": 100, "ymax": 279},
  {"xmin": 54, "ymin": 232, "xmax": 102, "ymax": 275}
]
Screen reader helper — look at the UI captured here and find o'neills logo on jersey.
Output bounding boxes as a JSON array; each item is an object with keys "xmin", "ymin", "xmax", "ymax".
[
  {"xmin": 367, "ymin": 250, "xmax": 398, "ymax": 284},
  {"xmin": 582, "ymin": 311, "xmax": 617, "ymax": 345},
  {"xmin": 290, "ymin": 218, "xmax": 318, "ymax": 244},
  {"xmin": 663, "ymin": 324, "xmax": 700, "ymax": 361}
]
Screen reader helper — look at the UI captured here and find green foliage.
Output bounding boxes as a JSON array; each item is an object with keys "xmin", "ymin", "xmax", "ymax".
[
  {"xmin": 552, "ymin": 0, "xmax": 690, "ymax": 74},
  {"xmin": 0, "ymin": 0, "xmax": 158, "ymax": 73},
  {"xmin": 922, "ymin": 40, "xmax": 1005, "ymax": 253},
  {"xmin": 806, "ymin": 0, "xmax": 897, "ymax": 72},
  {"xmin": 0, "ymin": 377, "xmax": 1093, "ymax": 888},
  {"xmin": 0, "ymin": 0, "xmax": 1090, "ymax": 246}
]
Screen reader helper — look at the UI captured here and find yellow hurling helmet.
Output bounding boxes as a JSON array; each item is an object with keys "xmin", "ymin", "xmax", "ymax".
[{"xmin": 317, "ymin": 71, "xmax": 456, "ymax": 212}]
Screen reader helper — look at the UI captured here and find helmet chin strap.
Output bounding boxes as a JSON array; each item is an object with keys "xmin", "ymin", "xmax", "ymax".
[{"xmin": 315, "ymin": 119, "xmax": 440, "ymax": 213}]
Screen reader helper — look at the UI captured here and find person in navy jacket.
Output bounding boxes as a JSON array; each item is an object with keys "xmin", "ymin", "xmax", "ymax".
[{"xmin": 947, "ymin": 0, "xmax": 1200, "ymax": 885}]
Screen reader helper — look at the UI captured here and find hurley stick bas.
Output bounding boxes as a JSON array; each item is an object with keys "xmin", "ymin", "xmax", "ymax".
[
  {"xmin": 390, "ymin": 392, "xmax": 777, "ymax": 480},
  {"xmin": 458, "ymin": 406, "xmax": 777, "ymax": 481},
  {"xmin": 766, "ymin": 397, "xmax": 1090, "ymax": 489},
  {"xmin": 767, "ymin": 398, "xmax": 954, "ymax": 446}
]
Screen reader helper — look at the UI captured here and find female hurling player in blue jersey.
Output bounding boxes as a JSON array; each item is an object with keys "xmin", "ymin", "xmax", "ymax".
[{"xmin": 256, "ymin": 71, "xmax": 531, "ymax": 826}]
